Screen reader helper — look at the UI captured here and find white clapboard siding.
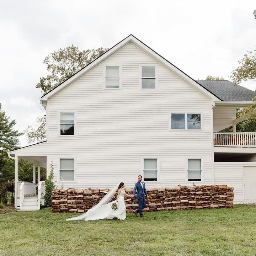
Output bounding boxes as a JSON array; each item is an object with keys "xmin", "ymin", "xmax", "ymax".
[
  {"xmin": 214, "ymin": 162, "xmax": 245, "ymax": 203},
  {"xmin": 16, "ymin": 42, "xmax": 215, "ymax": 189},
  {"xmin": 213, "ymin": 106, "xmax": 236, "ymax": 132}
]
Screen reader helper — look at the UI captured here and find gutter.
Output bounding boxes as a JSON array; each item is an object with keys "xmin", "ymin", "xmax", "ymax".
[{"xmin": 215, "ymin": 101, "xmax": 254, "ymax": 107}]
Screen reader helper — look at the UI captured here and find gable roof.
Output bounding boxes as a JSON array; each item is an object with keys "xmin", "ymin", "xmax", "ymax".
[
  {"xmin": 197, "ymin": 80, "xmax": 256, "ymax": 101},
  {"xmin": 41, "ymin": 34, "xmax": 220, "ymax": 102}
]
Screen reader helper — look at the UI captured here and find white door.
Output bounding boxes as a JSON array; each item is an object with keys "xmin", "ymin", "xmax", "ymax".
[{"xmin": 244, "ymin": 166, "xmax": 256, "ymax": 204}]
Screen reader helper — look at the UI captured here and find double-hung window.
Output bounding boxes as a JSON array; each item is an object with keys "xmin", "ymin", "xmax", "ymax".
[
  {"xmin": 143, "ymin": 159, "xmax": 158, "ymax": 181},
  {"xmin": 60, "ymin": 112, "xmax": 75, "ymax": 135},
  {"xmin": 141, "ymin": 66, "xmax": 156, "ymax": 89},
  {"xmin": 171, "ymin": 114, "xmax": 201, "ymax": 130},
  {"xmin": 188, "ymin": 159, "xmax": 201, "ymax": 181},
  {"xmin": 60, "ymin": 158, "xmax": 75, "ymax": 181},
  {"xmin": 105, "ymin": 66, "xmax": 120, "ymax": 89}
]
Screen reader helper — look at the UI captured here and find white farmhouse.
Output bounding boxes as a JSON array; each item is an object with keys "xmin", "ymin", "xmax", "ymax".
[{"xmin": 10, "ymin": 35, "xmax": 256, "ymax": 211}]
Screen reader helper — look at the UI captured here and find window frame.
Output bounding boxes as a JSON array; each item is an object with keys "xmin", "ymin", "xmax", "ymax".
[
  {"xmin": 104, "ymin": 65, "xmax": 122, "ymax": 90},
  {"xmin": 142, "ymin": 157, "xmax": 159, "ymax": 182},
  {"xmin": 170, "ymin": 113, "xmax": 202, "ymax": 131},
  {"xmin": 59, "ymin": 111, "xmax": 76, "ymax": 137},
  {"xmin": 58, "ymin": 157, "xmax": 76, "ymax": 183},
  {"xmin": 187, "ymin": 158, "xmax": 203, "ymax": 182},
  {"xmin": 140, "ymin": 65, "xmax": 157, "ymax": 90}
]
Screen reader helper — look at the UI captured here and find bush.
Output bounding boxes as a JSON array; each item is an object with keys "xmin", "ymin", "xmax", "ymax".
[
  {"xmin": 44, "ymin": 163, "xmax": 56, "ymax": 207},
  {"xmin": 0, "ymin": 202, "xmax": 5, "ymax": 209},
  {"xmin": 0, "ymin": 183, "xmax": 7, "ymax": 204}
]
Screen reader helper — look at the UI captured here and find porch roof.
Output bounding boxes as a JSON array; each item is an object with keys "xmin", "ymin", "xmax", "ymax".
[{"xmin": 197, "ymin": 80, "xmax": 256, "ymax": 102}]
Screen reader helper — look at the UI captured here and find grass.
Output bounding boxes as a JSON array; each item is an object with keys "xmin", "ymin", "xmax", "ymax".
[{"xmin": 0, "ymin": 205, "xmax": 256, "ymax": 256}]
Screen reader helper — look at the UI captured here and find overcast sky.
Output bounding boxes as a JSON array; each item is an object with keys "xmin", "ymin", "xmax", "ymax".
[{"xmin": 0, "ymin": 0, "xmax": 256, "ymax": 146}]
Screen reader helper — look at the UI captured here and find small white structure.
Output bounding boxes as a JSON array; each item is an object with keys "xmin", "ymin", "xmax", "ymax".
[{"xmin": 10, "ymin": 35, "xmax": 256, "ymax": 211}]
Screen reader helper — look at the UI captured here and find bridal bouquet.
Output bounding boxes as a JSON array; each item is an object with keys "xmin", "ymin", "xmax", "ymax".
[{"xmin": 111, "ymin": 202, "xmax": 118, "ymax": 211}]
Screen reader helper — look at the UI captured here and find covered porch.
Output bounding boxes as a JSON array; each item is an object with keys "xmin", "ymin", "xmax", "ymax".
[
  {"xmin": 13, "ymin": 154, "xmax": 47, "ymax": 211},
  {"xmin": 213, "ymin": 102, "xmax": 256, "ymax": 151}
]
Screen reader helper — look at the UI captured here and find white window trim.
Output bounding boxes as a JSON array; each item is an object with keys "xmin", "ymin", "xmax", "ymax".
[
  {"xmin": 186, "ymin": 158, "xmax": 203, "ymax": 183},
  {"xmin": 58, "ymin": 157, "xmax": 76, "ymax": 183},
  {"xmin": 170, "ymin": 113, "xmax": 202, "ymax": 131},
  {"xmin": 140, "ymin": 65, "xmax": 157, "ymax": 90},
  {"xmin": 104, "ymin": 65, "xmax": 122, "ymax": 90},
  {"xmin": 142, "ymin": 157, "xmax": 159, "ymax": 182},
  {"xmin": 59, "ymin": 111, "xmax": 76, "ymax": 137}
]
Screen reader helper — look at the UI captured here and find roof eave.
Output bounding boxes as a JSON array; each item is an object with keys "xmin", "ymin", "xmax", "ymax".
[{"xmin": 215, "ymin": 101, "xmax": 254, "ymax": 107}]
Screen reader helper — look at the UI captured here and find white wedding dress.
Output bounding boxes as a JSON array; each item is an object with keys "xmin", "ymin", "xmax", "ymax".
[{"xmin": 66, "ymin": 186, "xmax": 126, "ymax": 221}]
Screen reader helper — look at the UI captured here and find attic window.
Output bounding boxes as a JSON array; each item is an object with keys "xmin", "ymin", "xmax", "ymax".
[
  {"xmin": 105, "ymin": 66, "xmax": 120, "ymax": 89},
  {"xmin": 141, "ymin": 66, "xmax": 156, "ymax": 89},
  {"xmin": 60, "ymin": 112, "xmax": 75, "ymax": 135}
]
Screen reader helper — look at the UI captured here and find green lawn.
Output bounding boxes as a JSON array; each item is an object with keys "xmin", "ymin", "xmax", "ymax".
[{"xmin": 0, "ymin": 205, "xmax": 256, "ymax": 256}]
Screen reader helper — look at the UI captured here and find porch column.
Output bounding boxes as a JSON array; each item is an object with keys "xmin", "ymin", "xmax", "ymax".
[
  {"xmin": 33, "ymin": 164, "xmax": 36, "ymax": 183},
  {"xmin": 38, "ymin": 166, "xmax": 40, "ymax": 183},
  {"xmin": 14, "ymin": 155, "xmax": 18, "ymax": 208},
  {"xmin": 233, "ymin": 124, "xmax": 236, "ymax": 132}
]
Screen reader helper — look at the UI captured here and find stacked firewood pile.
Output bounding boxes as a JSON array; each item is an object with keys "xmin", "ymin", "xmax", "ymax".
[{"xmin": 51, "ymin": 185, "xmax": 234, "ymax": 213}]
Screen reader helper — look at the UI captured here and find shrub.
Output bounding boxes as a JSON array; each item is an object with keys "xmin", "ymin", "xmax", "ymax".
[
  {"xmin": 0, "ymin": 202, "xmax": 5, "ymax": 209},
  {"xmin": 0, "ymin": 183, "xmax": 7, "ymax": 204},
  {"xmin": 44, "ymin": 163, "xmax": 56, "ymax": 207}
]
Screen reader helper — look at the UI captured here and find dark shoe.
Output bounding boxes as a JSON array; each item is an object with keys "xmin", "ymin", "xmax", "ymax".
[
  {"xmin": 141, "ymin": 216, "xmax": 145, "ymax": 218},
  {"xmin": 133, "ymin": 210, "xmax": 138, "ymax": 217}
]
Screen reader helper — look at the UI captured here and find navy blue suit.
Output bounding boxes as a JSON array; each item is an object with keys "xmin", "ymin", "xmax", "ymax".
[{"xmin": 133, "ymin": 181, "xmax": 148, "ymax": 217}]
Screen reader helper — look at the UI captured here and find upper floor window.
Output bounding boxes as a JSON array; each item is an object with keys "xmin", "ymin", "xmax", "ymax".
[
  {"xmin": 143, "ymin": 158, "xmax": 158, "ymax": 181},
  {"xmin": 171, "ymin": 113, "xmax": 201, "ymax": 130},
  {"xmin": 60, "ymin": 158, "xmax": 74, "ymax": 181},
  {"xmin": 187, "ymin": 114, "xmax": 201, "ymax": 129},
  {"xmin": 141, "ymin": 66, "xmax": 155, "ymax": 89},
  {"xmin": 188, "ymin": 159, "xmax": 201, "ymax": 181},
  {"xmin": 105, "ymin": 66, "xmax": 120, "ymax": 89},
  {"xmin": 60, "ymin": 112, "xmax": 74, "ymax": 135}
]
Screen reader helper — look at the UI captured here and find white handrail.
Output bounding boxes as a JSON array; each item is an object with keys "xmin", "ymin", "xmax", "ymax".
[
  {"xmin": 20, "ymin": 182, "xmax": 25, "ymax": 208},
  {"xmin": 213, "ymin": 132, "xmax": 256, "ymax": 147},
  {"xmin": 38, "ymin": 181, "xmax": 45, "ymax": 208}
]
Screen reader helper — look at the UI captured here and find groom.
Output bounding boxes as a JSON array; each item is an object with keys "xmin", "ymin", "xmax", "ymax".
[{"xmin": 133, "ymin": 175, "xmax": 148, "ymax": 218}]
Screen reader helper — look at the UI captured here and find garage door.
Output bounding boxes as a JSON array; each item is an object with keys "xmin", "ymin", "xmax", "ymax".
[{"xmin": 244, "ymin": 166, "xmax": 256, "ymax": 204}]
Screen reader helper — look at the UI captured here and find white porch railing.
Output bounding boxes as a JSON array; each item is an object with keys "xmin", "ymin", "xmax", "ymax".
[
  {"xmin": 19, "ymin": 182, "xmax": 25, "ymax": 208},
  {"xmin": 214, "ymin": 132, "xmax": 256, "ymax": 147},
  {"xmin": 19, "ymin": 182, "xmax": 37, "ymax": 208},
  {"xmin": 38, "ymin": 181, "xmax": 45, "ymax": 208}
]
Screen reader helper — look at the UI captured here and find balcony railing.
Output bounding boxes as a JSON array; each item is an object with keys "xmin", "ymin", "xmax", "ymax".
[{"xmin": 214, "ymin": 132, "xmax": 256, "ymax": 148}]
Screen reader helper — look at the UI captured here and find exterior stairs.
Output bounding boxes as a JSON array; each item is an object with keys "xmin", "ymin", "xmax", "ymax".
[{"xmin": 19, "ymin": 195, "xmax": 40, "ymax": 211}]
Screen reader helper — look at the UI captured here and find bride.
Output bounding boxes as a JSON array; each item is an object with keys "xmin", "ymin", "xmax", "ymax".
[{"xmin": 66, "ymin": 182, "xmax": 126, "ymax": 221}]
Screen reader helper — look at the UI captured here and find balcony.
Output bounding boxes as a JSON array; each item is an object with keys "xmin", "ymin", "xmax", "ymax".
[{"xmin": 214, "ymin": 132, "xmax": 256, "ymax": 148}]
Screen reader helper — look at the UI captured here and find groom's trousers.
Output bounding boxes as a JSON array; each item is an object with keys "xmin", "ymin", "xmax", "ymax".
[{"xmin": 136, "ymin": 196, "xmax": 146, "ymax": 217}]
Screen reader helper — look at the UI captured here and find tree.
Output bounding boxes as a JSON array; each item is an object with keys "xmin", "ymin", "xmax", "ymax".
[
  {"xmin": 0, "ymin": 103, "xmax": 22, "ymax": 184},
  {"xmin": 25, "ymin": 116, "xmax": 46, "ymax": 144},
  {"xmin": 0, "ymin": 103, "xmax": 23, "ymax": 203},
  {"xmin": 36, "ymin": 45, "xmax": 108, "ymax": 94},
  {"xmin": 0, "ymin": 103, "xmax": 22, "ymax": 151},
  {"xmin": 206, "ymin": 75, "xmax": 224, "ymax": 80},
  {"xmin": 231, "ymin": 11, "xmax": 256, "ymax": 86},
  {"xmin": 230, "ymin": 49, "xmax": 256, "ymax": 86},
  {"xmin": 26, "ymin": 45, "xmax": 108, "ymax": 143}
]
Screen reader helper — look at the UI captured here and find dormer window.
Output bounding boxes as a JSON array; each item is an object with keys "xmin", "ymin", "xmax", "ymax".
[
  {"xmin": 105, "ymin": 66, "xmax": 120, "ymax": 89},
  {"xmin": 60, "ymin": 112, "xmax": 75, "ymax": 135},
  {"xmin": 141, "ymin": 66, "xmax": 156, "ymax": 89}
]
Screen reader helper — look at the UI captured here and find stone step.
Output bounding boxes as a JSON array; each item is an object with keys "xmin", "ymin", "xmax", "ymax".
[
  {"xmin": 24, "ymin": 196, "xmax": 38, "ymax": 200},
  {"xmin": 18, "ymin": 206, "xmax": 40, "ymax": 211},
  {"xmin": 23, "ymin": 200, "xmax": 38, "ymax": 206}
]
